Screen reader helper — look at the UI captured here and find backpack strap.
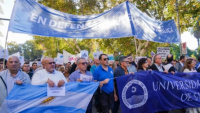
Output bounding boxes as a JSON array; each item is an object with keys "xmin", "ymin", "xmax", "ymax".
[{"xmin": 0, "ymin": 76, "xmax": 7, "ymax": 90}]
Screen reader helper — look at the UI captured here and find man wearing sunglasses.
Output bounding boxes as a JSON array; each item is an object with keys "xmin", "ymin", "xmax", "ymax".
[
  {"xmin": 93, "ymin": 54, "xmax": 116, "ymax": 113},
  {"xmin": 69, "ymin": 57, "xmax": 93, "ymax": 82},
  {"xmin": 31, "ymin": 57, "xmax": 67, "ymax": 87},
  {"xmin": 69, "ymin": 57, "xmax": 93, "ymax": 113},
  {"xmin": 112, "ymin": 56, "xmax": 129, "ymax": 113}
]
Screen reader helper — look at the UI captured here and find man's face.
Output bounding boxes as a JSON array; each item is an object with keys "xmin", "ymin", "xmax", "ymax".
[
  {"xmin": 147, "ymin": 58, "xmax": 152, "ymax": 66},
  {"xmin": 155, "ymin": 55, "xmax": 162, "ymax": 65},
  {"xmin": 127, "ymin": 56, "xmax": 133, "ymax": 62},
  {"xmin": 45, "ymin": 58, "xmax": 55, "ymax": 73},
  {"xmin": 32, "ymin": 64, "xmax": 37, "ymax": 70},
  {"xmin": 0, "ymin": 61, "xmax": 3, "ymax": 70},
  {"xmin": 121, "ymin": 58, "xmax": 129, "ymax": 68},
  {"xmin": 94, "ymin": 58, "xmax": 99, "ymax": 65},
  {"xmin": 23, "ymin": 64, "xmax": 30, "ymax": 72},
  {"xmin": 65, "ymin": 63, "xmax": 71, "ymax": 68},
  {"xmin": 7, "ymin": 57, "xmax": 20, "ymax": 72},
  {"xmin": 100, "ymin": 55, "xmax": 109, "ymax": 66},
  {"xmin": 77, "ymin": 59, "xmax": 87, "ymax": 71},
  {"xmin": 183, "ymin": 57, "xmax": 186, "ymax": 62}
]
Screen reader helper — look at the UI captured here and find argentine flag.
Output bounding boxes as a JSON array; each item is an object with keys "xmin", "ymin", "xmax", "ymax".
[{"xmin": 0, "ymin": 82, "xmax": 99, "ymax": 113}]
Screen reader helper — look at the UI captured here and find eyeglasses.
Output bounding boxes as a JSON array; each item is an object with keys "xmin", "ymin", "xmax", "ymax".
[
  {"xmin": 122, "ymin": 61, "xmax": 129, "ymax": 63},
  {"xmin": 80, "ymin": 62, "xmax": 87, "ymax": 65},
  {"xmin": 103, "ymin": 58, "xmax": 109, "ymax": 61},
  {"xmin": 48, "ymin": 62, "xmax": 55, "ymax": 65}
]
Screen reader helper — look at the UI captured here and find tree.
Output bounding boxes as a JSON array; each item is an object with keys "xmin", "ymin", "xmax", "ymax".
[
  {"xmin": 7, "ymin": 42, "xmax": 21, "ymax": 55},
  {"xmin": 7, "ymin": 41, "xmax": 43, "ymax": 61},
  {"xmin": 191, "ymin": 17, "xmax": 200, "ymax": 46}
]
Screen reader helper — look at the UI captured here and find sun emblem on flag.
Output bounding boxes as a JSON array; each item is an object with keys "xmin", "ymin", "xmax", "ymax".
[{"xmin": 40, "ymin": 96, "xmax": 56, "ymax": 105}]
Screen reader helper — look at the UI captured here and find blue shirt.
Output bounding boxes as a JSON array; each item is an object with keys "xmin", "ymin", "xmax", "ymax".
[
  {"xmin": 127, "ymin": 64, "xmax": 137, "ymax": 73},
  {"xmin": 5, "ymin": 69, "xmax": 30, "ymax": 94},
  {"xmin": 90, "ymin": 65, "xmax": 98, "ymax": 74},
  {"xmin": 69, "ymin": 69, "xmax": 93, "ymax": 82},
  {"xmin": 93, "ymin": 65, "xmax": 114, "ymax": 94}
]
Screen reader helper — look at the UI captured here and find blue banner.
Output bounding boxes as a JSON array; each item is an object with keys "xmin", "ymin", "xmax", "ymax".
[
  {"xmin": 8, "ymin": 0, "xmax": 180, "ymax": 43},
  {"xmin": 116, "ymin": 71, "xmax": 200, "ymax": 113},
  {"xmin": 0, "ymin": 82, "xmax": 99, "ymax": 113}
]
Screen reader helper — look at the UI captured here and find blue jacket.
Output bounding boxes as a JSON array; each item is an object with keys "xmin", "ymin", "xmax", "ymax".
[{"xmin": 114, "ymin": 66, "xmax": 128, "ymax": 96}]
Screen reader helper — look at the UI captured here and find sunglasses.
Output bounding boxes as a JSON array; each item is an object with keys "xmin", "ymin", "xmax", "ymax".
[
  {"xmin": 103, "ymin": 58, "xmax": 109, "ymax": 61},
  {"xmin": 80, "ymin": 62, "xmax": 87, "ymax": 65},
  {"xmin": 48, "ymin": 62, "xmax": 56, "ymax": 65}
]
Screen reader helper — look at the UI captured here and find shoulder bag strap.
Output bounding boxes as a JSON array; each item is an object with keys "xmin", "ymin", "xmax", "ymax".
[{"xmin": 0, "ymin": 76, "xmax": 7, "ymax": 90}]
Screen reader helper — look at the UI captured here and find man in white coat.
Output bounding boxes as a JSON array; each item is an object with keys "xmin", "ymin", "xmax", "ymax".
[{"xmin": 31, "ymin": 57, "xmax": 67, "ymax": 87}]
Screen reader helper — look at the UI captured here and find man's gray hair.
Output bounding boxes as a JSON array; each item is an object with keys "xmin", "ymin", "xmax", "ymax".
[
  {"xmin": 77, "ymin": 57, "xmax": 86, "ymax": 64},
  {"xmin": 119, "ymin": 56, "xmax": 127, "ymax": 65},
  {"xmin": 8, "ymin": 56, "xmax": 20, "ymax": 62}
]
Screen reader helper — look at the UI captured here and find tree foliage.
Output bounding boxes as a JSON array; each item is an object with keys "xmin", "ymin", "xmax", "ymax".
[{"xmin": 7, "ymin": 41, "xmax": 43, "ymax": 61}]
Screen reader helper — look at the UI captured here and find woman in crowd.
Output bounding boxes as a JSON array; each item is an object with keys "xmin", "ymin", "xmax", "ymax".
[
  {"xmin": 64, "ymin": 67, "xmax": 70, "ymax": 82},
  {"xmin": 183, "ymin": 58, "xmax": 198, "ymax": 113},
  {"xmin": 183, "ymin": 58, "xmax": 197, "ymax": 73},
  {"xmin": 137, "ymin": 58, "xmax": 149, "ymax": 71},
  {"xmin": 58, "ymin": 66, "xmax": 66, "ymax": 74}
]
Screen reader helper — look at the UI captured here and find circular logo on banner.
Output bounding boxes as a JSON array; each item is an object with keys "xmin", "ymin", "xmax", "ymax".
[{"xmin": 122, "ymin": 79, "xmax": 148, "ymax": 109}]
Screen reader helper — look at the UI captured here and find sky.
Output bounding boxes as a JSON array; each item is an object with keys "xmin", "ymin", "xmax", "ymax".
[{"xmin": 0, "ymin": 0, "xmax": 198, "ymax": 50}]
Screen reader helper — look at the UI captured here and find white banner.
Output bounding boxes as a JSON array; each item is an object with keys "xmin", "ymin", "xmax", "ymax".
[
  {"xmin": 0, "ymin": 49, "xmax": 9, "ymax": 60},
  {"xmin": 81, "ymin": 50, "xmax": 88, "ymax": 59},
  {"xmin": 9, "ymin": 52, "xmax": 20, "ymax": 58},
  {"xmin": 63, "ymin": 50, "xmax": 80, "ymax": 63},
  {"xmin": 56, "ymin": 53, "xmax": 64, "ymax": 65},
  {"xmin": 93, "ymin": 51, "xmax": 103, "ymax": 59},
  {"xmin": 157, "ymin": 47, "xmax": 170, "ymax": 59},
  {"xmin": 19, "ymin": 56, "xmax": 24, "ymax": 66}
]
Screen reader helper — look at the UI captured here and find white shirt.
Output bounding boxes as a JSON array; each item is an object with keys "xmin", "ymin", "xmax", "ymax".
[
  {"xmin": 180, "ymin": 62, "xmax": 184, "ymax": 67},
  {"xmin": 31, "ymin": 69, "xmax": 67, "ymax": 86},
  {"xmin": 183, "ymin": 68, "xmax": 197, "ymax": 73}
]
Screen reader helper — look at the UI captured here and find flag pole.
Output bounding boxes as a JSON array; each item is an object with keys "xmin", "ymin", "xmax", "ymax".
[
  {"xmin": 2, "ymin": 0, "xmax": 17, "ymax": 69},
  {"xmin": 3, "ymin": 29, "xmax": 9, "ymax": 69},
  {"xmin": 0, "ymin": 18, "xmax": 10, "ymax": 69},
  {"xmin": 176, "ymin": 0, "xmax": 182, "ymax": 56}
]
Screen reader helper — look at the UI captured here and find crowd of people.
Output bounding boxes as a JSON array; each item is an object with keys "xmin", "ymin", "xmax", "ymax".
[{"xmin": 0, "ymin": 53, "xmax": 200, "ymax": 113}]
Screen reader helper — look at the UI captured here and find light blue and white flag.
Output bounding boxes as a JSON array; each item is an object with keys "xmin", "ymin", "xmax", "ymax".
[
  {"xmin": 8, "ymin": 0, "xmax": 179, "ymax": 43},
  {"xmin": 0, "ymin": 82, "xmax": 99, "ymax": 113}
]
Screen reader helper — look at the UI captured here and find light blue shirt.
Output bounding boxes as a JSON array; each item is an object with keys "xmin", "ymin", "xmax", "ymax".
[
  {"xmin": 69, "ymin": 69, "xmax": 93, "ymax": 82},
  {"xmin": 90, "ymin": 65, "xmax": 98, "ymax": 74},
  {"xmin": 127, "ymin": 64, "xmax": 137, "ymax": 73},
  {"xmin": 5, "ymin": 69, "xmax": 31, "ymax": 94},
  {"xmin": 155, "ymin": 63, "xmax": 164, "ymax": 72}
]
